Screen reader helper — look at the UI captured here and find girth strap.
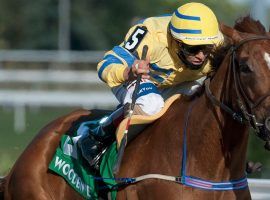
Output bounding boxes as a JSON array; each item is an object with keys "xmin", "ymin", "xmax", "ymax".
[{"xmin": 109, "ymin": 173, "xmax": 248, "ymax": 191}]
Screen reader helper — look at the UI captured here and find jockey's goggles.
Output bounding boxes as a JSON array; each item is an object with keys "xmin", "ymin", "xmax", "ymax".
[{"xmin": 177, "ymin": 41, "xmax": 214, "ymax": 56}]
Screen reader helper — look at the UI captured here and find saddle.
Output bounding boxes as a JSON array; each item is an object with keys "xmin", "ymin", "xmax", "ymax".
[
  {"xmin": 76, "ymin": 94, "xmax": 181, "ymax": 173},
  {"xmin": 115, "ymin": 94, "xmax": 181, "ymax": 148}
]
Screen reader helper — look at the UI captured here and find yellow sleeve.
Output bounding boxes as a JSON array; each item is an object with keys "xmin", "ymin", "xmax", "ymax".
[
  {"xmin": 97, "ymin": 58, "xmax": 127, "ymax": 88},
  {"xmin": 97, "ymin": 47, "xmax": 134, "ymax": 88},
  {"xmin": 97, "ymin": 23, "xmax": 153, "ymax": 88}
]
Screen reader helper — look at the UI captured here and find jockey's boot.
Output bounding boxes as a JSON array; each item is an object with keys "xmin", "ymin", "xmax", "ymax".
[{"xmin": 80, "ymin": 106, "xmax": 125, "ymax": 172}]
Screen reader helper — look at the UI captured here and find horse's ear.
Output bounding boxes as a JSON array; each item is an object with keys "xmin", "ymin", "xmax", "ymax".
[{"xmin": 219, "ymin": 23, "xmax": 242, "ymax": 44}]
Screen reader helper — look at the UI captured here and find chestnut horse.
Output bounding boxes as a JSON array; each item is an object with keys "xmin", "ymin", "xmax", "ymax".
[
  {"xmin": 1, "ymin": 16, "xmax": 270, "ymax": 200},
  {"xmin": 115, "ymin": 17, "xmax": 270, "ymax": 200}
]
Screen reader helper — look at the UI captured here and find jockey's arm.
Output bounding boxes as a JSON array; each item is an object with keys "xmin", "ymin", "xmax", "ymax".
[{"xmin": 97, "ymin": 24, "xmax": 152, "ymax": 88}]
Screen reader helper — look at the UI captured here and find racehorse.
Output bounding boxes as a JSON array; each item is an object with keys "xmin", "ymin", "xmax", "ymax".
[
  {"xmin": 1, "ymin": 16, "xmax": 270, "ymax": 200},
  {"xmin": 114, "ymin": 16, "xmax": 270, "ymax": 199}
]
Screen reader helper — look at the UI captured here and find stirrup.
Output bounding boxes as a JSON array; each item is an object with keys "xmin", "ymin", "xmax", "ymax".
[
  {"xmin": 79, "ymin": 105, "xmax": 126, "ymax": 172},
  {"xmin": 78, "ymin": 134, "xmax": 103, "ymax": 171},
  {"xmin": 89, "ymin": 147, "xmax": 108, "ymax": 171}
]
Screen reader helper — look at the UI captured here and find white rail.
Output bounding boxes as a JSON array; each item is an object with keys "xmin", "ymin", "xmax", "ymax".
[
  {"xmin": 0, "ymin": 69, "xmax": 102, "ymax": 84},
  {"xmin": 0, "ymin": 90, "xmax": 117, "ymax": 107},
  {"xmin": 0, "ymin": 50, "xmax": 104, "ymax": 63},
  {"xmin": 249, "ymin": 179, "xmax": 270, "ymax": 199},
  {"xmin": 0, "ymin": 67, "xmax": 117, "ymax": 132},
  {"xmin": 0, "ymin": 89, "xmax": 118, "ymax": 132}
]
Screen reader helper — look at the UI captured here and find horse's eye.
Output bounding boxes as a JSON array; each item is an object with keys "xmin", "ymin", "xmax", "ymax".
[{"xmin": 239, "ymin": 63, "xmax": 252, "ymax": 73}]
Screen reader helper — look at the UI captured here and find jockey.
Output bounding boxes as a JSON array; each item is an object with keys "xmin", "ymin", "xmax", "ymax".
[{"xmin": 86, "ymin": 2, "xmax": 224, "ymax": 170}]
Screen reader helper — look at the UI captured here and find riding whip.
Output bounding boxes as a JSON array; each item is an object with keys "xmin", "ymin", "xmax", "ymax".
[{"xmin": 113, "ymin": 45, "xmax": 148, "ymax": 175}]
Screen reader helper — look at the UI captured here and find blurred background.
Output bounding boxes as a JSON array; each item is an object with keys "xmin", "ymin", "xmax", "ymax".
[{"xmin": 0, "ymin": 0, "xmax": 270, "ymax": 197}]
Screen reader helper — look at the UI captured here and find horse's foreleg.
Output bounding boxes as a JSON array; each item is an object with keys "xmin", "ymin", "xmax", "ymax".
[
  {"xmin": 126, "ymin": 186, "xmax": 139, "ymax": 200},
  {"xmin": 117, "ymin": 185, "xmax": 139, "ymax": 200}
]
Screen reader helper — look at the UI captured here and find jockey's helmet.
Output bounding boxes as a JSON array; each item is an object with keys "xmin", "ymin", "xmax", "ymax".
[
  {"xmin": 169, "ymin": 2, "xmax": 222, "ymax": 46},
  {"xmin": 169, "ymin": 2, "xmax": 223, "ymax": 69}
]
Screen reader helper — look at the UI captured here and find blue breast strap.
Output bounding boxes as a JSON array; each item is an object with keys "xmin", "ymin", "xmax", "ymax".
[{"xmin": 180, "ymin": 101, "xmax": 248, "ymax": 191}]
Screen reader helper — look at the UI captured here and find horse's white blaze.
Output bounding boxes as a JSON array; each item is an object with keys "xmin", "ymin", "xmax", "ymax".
[{"xmin": 264, "ymin": 52, "xmax": 270, "ymax": 70}]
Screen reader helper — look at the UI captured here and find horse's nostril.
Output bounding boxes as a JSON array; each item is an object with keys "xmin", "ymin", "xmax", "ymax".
[{"xmin": 265, "ymin": 117, "xmax": 270, "ymax": 132}]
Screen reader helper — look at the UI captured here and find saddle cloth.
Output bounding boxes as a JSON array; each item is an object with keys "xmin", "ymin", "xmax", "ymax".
[{"xmin": 115, "ymin": 94, "xmax": 181, "ymax": 148}]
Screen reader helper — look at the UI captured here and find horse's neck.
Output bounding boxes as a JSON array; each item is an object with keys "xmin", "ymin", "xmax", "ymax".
[
  {"xmin": 183, "ymin": 58, "xmax": 248, "ymax": 180},
  {"xmin": 188, "ymin": 98, "xmax": 248, "ymax": 176}
]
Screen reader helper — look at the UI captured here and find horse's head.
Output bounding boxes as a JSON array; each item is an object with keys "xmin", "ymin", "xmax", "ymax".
[{"xmin": 220, "ymin": 20, "xmax": 270, "ymax": 149}]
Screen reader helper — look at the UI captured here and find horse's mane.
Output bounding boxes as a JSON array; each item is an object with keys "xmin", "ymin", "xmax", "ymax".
[
  {"xmin": 210, "ymin": 15, "xmax": 266, "ymax": 71},
  {"xmin": 234, "ymin": 15, "xmax": 266, "ymax": 35},
  {"xmin": 209, "ymin": 44, "xmax": 230, "ymax": 72}
]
